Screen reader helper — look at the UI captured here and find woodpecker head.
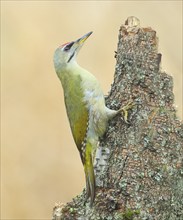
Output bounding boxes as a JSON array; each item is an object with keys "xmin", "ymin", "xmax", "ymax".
[{"xmin": 54, "ymin": 31, "xmax": 92, "ymax": 70}]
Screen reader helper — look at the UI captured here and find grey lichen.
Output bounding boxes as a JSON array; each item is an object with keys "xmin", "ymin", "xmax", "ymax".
[{"xmin": 52, "ymin": 16, "xmax": 183, "ymax": 220}]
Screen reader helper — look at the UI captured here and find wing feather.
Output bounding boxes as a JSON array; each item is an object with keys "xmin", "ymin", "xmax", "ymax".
[
  {"xmin": 63, "ymin": 73, "xmax": 89, "ymax": 163},
  {"xmin": 61, "ymin": 72, "xmax": 96, "ymax": 206}
]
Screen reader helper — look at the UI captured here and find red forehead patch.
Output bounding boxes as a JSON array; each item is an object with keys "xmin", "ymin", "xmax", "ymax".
[{"xmin": 59, "ymin": 42, "xmax": 70, "ymax": 48}]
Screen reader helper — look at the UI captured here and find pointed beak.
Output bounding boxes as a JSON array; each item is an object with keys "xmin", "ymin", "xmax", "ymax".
[
  {"xmin": 75, "ymin": 31, "xmax": 93, "ymax": 46},
  {"xmin": 69, "ymin": 32, "xmax": 92, "ymax": 60}
]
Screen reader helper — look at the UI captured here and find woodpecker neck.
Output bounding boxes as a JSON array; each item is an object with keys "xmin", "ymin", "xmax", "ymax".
[
  {"xmin": 55, "ymin": 59, "xmax": 78, "ymax": 76},
  {"xmin": 54, "ymin": 50, "xmax": 75, "ymax": 69}
]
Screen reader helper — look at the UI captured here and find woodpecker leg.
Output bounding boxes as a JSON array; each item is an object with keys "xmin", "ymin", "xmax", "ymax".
[{"xmin": 117, "ymin": 101, "xmax": 135, "ymax": 124}]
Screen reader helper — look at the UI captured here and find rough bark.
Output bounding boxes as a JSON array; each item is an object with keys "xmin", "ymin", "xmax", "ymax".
[{"xmin": 52, "ymin": 17, "xmax": 183, "ymax": 220}]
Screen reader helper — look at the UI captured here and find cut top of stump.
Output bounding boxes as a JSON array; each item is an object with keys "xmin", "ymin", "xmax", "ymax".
[{"xmin": 109, "ymin": 16, "xmax": 174, "ymax": 112}]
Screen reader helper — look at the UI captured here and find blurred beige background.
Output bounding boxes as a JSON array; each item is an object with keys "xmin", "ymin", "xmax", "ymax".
[{"xmin": 1, "ymin": 1, "xmax": 182, "ymax": 219}]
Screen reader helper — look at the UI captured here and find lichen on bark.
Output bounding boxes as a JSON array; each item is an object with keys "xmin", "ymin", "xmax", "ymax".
[{"xmin": 52, "ymin": 17, "xmax": 183, "ymax": 220}]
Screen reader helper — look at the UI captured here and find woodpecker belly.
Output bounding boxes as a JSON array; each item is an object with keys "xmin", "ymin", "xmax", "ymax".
[{"xmin": 82, "ymin": 73, "xmax": 110, "ymax": 138}]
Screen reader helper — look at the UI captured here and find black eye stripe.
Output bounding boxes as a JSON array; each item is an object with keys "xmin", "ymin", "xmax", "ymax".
[
  {"xmin": 67, "ymin": 52, "xmax": 75, "ymax": 63},
  {"xmin": 64, "ymin": 42, "xmax": 74, "ymax": 51}
]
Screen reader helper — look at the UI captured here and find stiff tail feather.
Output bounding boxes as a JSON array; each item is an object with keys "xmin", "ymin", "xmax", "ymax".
[{"xmin": 84, "ymin": 142, "xmax": 96, "ymax": 207}]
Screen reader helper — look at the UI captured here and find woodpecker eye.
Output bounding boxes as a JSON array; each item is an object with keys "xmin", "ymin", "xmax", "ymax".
[{"xmin": 64, "ymin": 42, "xmax": 74, "ymax": 51}]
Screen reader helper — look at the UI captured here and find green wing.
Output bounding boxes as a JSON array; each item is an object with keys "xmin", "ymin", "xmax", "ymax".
[
  {"xmin": 62, "ymin": 73, "xmax": 88, "ymax": 162},
  {"xmin": 62, "ymin": 73, "xmax": 95, "ymax": 206}
]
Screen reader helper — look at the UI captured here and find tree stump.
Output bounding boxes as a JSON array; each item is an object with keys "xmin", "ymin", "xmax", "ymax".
[{"xmin": 52, "ymin": 16, "xmax": 183, "ymax": 220}]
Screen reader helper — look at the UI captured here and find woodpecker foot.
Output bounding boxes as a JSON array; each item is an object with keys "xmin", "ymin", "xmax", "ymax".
[{"xmin": 118, "ymin": 101, "xmax": 135, "ymax": 124}]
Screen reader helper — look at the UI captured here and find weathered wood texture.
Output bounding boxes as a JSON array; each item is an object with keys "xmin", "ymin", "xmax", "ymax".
[{"xmin": 52, "ymin": 17, "xmax": 183, "ymax": 220}]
